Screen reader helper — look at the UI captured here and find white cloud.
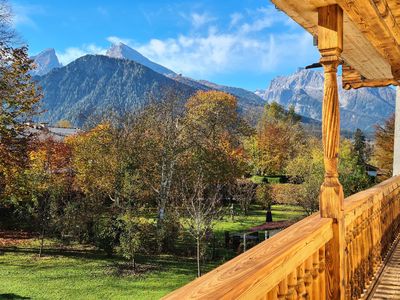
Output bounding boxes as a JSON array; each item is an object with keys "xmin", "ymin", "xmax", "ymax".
[
  {"xmin": 229, "ymin": 13, "xmax": 243, "ymax": 28},
  {"xmin": 106, "ymin": 36, "xmax": 133, "ymax": 45},
  {"xmin": 55, "ymin": 5, "xmax": 317, "ymax": 78},
  {"xmin": 190, "ymin": 12, "xmax": 215, "ymax": 28},
  {"xmin": 11, "ymin": 3, "xmax": 44, "ymax": 29},
  {"xmin": 136, "ymin": 30, "xmax": 315, "ymax": 77},
  {"xmin": 57, "ymin": 44, "xmax": 107, "ymax": 65},
  {"xmin": 239, "ymin": 7, "xmax": 284, "ymax": 34}
]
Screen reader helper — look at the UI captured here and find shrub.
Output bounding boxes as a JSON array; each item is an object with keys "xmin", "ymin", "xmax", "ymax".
[{"xmin": 93, "ymin": 216, "xmax": 120, "ymax": 256}]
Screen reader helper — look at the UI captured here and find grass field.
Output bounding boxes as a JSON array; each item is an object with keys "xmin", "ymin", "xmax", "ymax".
[
  {"xmin": 0, "ymin": 251, "xmax": 219, "ymax": 300},
  {"xmin": 0, "ymin": 205, "xmax": 305, "ymax": 300}
]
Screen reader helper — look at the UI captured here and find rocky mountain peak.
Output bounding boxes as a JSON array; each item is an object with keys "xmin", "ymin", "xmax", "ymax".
[
  {"xmin": 105, "ymin": 42, "xmax": 176, "ymax": 76},
  {"xmin": 257, "ymin": 68, "xmax": 395, "ymax": 131},
  {"xmin": 31, "ymin": 48, "xmax": 62, "ymax": 76}
]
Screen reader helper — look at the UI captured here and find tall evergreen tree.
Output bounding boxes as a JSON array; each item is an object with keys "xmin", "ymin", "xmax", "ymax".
[{"xmin": 353, "ymin": 128, "xmax": 367, "ymax": 166}]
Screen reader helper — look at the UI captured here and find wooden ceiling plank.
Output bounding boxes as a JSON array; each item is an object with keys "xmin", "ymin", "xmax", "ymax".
[
  {"xmin": 336, "ymin": 0, "xmax": 400, "ymax": 78},
  {"xmin": 271, "ymin": 0, "xmax": 396, "ymax": 81}
]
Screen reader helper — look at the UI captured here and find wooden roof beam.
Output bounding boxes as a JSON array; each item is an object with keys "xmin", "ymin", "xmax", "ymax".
[
  {"xmin": 342, "ymin": 64, "xmax": 399, "ymax": 89},
  {"xmin": 336, "ymin": 0, "xmax": 400, "ymax": 79},
  {"xmin": 373, "ymin": 0, "xmax": 400, "ymax": 45}
]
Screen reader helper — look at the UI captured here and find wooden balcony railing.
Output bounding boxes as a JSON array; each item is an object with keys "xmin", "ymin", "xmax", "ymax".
[
  {"xmin": 344, "ymin": 176, "xmax": 400, "ymax": 299},
  {"xmin": 163, "ymin": 176, "xmax": 400, "ymax": 299}
]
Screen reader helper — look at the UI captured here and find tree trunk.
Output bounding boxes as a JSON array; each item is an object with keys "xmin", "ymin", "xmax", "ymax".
[
  {"xmin": 39, "ymin": 225, "xmax": 45, "ymax": 258},
  {"xmin": 196, "ymin": 237, "xmax": 201, "ymax": 277},
  {"xmin": 266, "ymin": 204, "xmax": 273, "ymax": 222},
  {"xmin": 132, "ymin": 257, "xmax": 136, "ymax": 271}
]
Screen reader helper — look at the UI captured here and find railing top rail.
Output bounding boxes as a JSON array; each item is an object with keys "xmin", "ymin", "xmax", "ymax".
[
  {"xmin": 163, "ymin": 213, "xmax": 333, "ymax": 300},
  {"xmin": 344, "ymin": 176, "xmax": 400, "ymax": 225}
]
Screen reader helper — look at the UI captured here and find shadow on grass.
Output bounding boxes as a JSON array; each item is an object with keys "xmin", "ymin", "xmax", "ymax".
[
  {"xmin": 0, "ymin": 294, "xmax": 31, "ymax": 299},
  {"xmin": 0, "ymin": 246, "xmax": 111, "ymax": 261},
  {"xmin": 0, "ymin": 247, "xmax": 206, "ymax": 278}
]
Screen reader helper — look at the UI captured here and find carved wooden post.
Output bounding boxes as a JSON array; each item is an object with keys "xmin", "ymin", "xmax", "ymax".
[
  {"xmin": 393, "ymin": 86, "xmax": 400, "ymax": 176},
  {"xmin": 317, "ymin": 5, "xmax": 346, "ymax": 300}
]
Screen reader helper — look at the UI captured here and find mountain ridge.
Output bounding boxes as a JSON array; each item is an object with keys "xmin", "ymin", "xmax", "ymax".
[
  {"xmin": 256, "ymin": 69, "xmax": 395, "ymax": 131},
  {"xmin": 35, "ymin": 55, "xmax": 194, "ymax": 126}
]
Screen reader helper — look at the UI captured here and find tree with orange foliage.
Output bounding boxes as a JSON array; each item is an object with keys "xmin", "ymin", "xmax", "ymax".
[
  {"xmin": 374, "ymin": 114, "xmax": 395, "ymax": 179},
  {"xmin": 28, "ymin": 137, "xmax": 73, "ymax": 255}
]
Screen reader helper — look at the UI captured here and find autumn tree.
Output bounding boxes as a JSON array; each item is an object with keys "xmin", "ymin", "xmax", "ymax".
[
  {"xmin": 183, "ymin": 90, "xmax": 251, "ymax": 186},
  {"xmin": 247, "ymin": 101, "xmax": 305, "ymax": 176},
  {"xmin": 27, "ymin": 137, "xmax": 73, "ymax": 255},
  {"xmin": 256, "ymin": 184, "xmax": 275, "ymax": 222},
  {"xmin": 0, "ymin": 3, "xmax": 42, "ymax": 202},
  {"xmin": 374, "ymin": 114, "xmax": 395, "ymax": 178},
  {"xmin": 56, "ymin": 120, "xmax": 73, "ymax": 128},
  {"xmin": 229, "ymin": 179, "xmax": 256, "ymax": 216},
  {"xmin": 0, "ymin": 0, "xmax": 15, "ymax": 45},
  {"xmin": 125, "ymin": 92, "xmax": 188, "ymax": 251}
]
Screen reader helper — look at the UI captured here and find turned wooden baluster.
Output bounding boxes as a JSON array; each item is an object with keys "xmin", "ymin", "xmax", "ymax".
[
  {"xmin": 287, "ymin": 271, "xmax": 298, "ymax": 300},
  {"xmin": 317, "ymin": 5, "xmax": 346, "ymax": 300},
  {"xmin": 278, "ymin": 278, "xmax": 288, "ymax": 300},
  {"xmin": 319, "ymin": 246, "xmax": 327, "ymax": 300},
  {"xmin": 296, "ymin": 262, "xmax": 306, "ymax": 299},
  {"xmin": 344, "ymin": 228, "xmax": 352, "ymax": 299},
  {"xmin": 267, "ymin": 286, "xmax": 278, "ymax": 300},
  {"xmin": 304, "ymin": 257, "xmax": 313, "ymax": 299},
  {"xmin": 312, "ymin": 251, "xmax": 320, "ymax": 299}
]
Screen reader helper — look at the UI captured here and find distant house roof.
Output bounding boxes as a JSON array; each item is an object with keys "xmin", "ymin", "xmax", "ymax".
[
  {"xmin": 26, "ymin": 123, "xmax": 81, "ymax": 141},
  {"xmin": 366, "ymin": 164, "xmax": 379, "ymax": 172}
]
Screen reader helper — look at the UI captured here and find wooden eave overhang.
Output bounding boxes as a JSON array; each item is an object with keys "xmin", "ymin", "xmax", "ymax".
[{"xmin": 271, "ymin": 0, "xmax": 400, "ymax": 89}]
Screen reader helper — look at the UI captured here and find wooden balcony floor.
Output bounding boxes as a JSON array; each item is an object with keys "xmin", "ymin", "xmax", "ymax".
[{"xmin": 369, "ymin": 238, "xmax": 400, "ymax": 299}]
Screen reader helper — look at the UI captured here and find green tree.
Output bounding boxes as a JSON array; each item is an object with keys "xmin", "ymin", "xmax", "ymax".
[
  {"xmin": 286, "ymin": 137, "xmax": 372, "ymax": 214},
  {"xmin": 118, "ymin": 213, "xmax": 155, "ymax": 271},
  {"xmin": 179, "ymin": 175, "xmax": 221, "ymax": 277},
  {"xmin": 353, "ymin": 128, "xmax": 367, "ymax": 166}
]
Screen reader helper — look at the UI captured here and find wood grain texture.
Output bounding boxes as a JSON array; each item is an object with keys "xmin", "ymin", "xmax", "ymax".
[
  {"xmin": 342, "ymin": 64, "xmax": 399, "ymax": 89},
  {"xmin": 318, "ymin": 6, "xmax": 346, "ymax": 299},
  {"xmin": 271, "ymin": 0, "xmax": 399, "ymax": 80}
]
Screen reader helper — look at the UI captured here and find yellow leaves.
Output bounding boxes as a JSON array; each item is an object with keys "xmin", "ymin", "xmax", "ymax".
[
  {"xmin": 29, "ymin": 149, "xmax": 47, "ymax": 171},
  {"xmin": 66, "ymin": 122, "xmax": 119, "ymax": 196},
  {"xmin": 56, "ymin": 120, "xmax": 73, "ymax": 128},
  {"xmin": 186, "ymin": 90, "xmax": 237, "ymax": 110}
]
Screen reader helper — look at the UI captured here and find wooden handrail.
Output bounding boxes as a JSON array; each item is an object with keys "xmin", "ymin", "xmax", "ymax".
[{"xmin": 163, "ymin": 214, "xmax": 333, "ymax": 299}]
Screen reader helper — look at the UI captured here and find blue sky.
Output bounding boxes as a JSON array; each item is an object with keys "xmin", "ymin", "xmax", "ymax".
[{"xmin": 10, "ymin": 0, "xmax": 319, "ymax": 91}]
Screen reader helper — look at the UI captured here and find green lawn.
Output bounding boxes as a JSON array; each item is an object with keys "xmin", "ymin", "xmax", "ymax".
[
  {"xmin": 0, "ymin": 250, "xmax": 218, "ymax": 300},
  {"xmin": 214, "ymin": 204, "xmax": 305, "ymax": 235},
  {"xmin": 0, "ymin": 205, "xmax": 305, "ymax": 300}
]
